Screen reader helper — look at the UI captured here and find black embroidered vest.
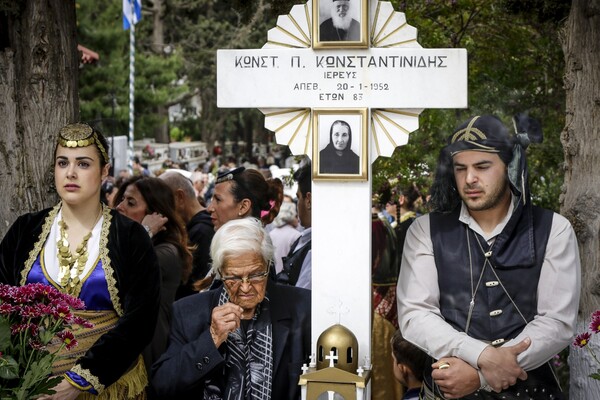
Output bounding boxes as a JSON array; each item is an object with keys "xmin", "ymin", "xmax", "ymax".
[{"xmin": 430, "ymin": 205, "xmax": 553, "ymax": 343}]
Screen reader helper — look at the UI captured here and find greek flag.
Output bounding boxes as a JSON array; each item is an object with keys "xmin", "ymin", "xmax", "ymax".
[{"xmin": 123, "ymin": 0, "xmax": 142, "ymax": 30}]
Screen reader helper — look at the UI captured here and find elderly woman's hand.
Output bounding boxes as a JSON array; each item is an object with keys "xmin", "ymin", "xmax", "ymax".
[{"xmin": 210, "ymin": 302, "xmax": 243, "ymax": 347}]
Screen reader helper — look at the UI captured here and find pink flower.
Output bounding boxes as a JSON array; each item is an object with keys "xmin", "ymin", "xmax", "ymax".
[
  {"xmin": 552, "ymin": 354, "xmax": 563, "ymax": 368},
  {"xmin": 71, "ymin": 315, "xmax": 94, "ymax": 329},
  {"xmin": 57, "ymin": 330, "xmax": 78, "ymax": 350},
  {"xmin": 590, "ymin": 315, "xmax": 600, "ymax": 334},
  {"xmin": 0, "ymin": 283, "xmax": 92, "ymax": 398},
  {"xmin": 51, "ymin": 303, "xmax": 72, "ymax": 320},
  {"xmin": 28, "ymin": 339, "xmax": 45, "ymax": 350},
  {"xmin": 574, "ymin": 332, "xmax": 592, "ymax": 348},
  {"xmin": 10, "ymin": 323, "xmax": 30, "ymax": 335},
  {"xmin": 0, "ymin": 303, "xmax": 14, "ymax": 314},
  {"xmin": 19, "ymin": 304, "xmax": 45, "ymax": 319}
]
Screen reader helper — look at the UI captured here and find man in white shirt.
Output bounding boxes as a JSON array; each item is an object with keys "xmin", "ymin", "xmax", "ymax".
[{"xmin": 397, "ymin": 114, "xmax": 580, "ymax": 399}]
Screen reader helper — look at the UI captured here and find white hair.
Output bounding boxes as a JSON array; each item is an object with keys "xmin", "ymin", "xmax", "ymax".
[
  {"xmin": 331, "ymin": 0, "xmax": 352, "ymax": 30},
  {"xmin": 210, "ymin": 218, "xmax": 274, "ymax": 276}
]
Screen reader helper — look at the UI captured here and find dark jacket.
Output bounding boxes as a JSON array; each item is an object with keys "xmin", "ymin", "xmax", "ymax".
[
  {"xmin": 0, "ymin": 206, "xmax": 160, "ymax": 389},
  {"xmin": 186, "ymin": 210, "xmax": 214, "ymax": 283},
  {"xmin": 151, "ymin": 281, "xmax": 311, "ymax": 399},
  {"xmin": 319, "ymin": 18, "xmax": 360, "ymax": 41},
  {"xmin": 319, "ymin": 143, "xmax": 360, "ymax": 174}
]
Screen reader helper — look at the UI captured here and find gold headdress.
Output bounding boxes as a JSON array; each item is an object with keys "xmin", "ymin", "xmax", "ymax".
[{"xmin": 57, "ymin": 123, "xmax": 109, "ymax": 164}]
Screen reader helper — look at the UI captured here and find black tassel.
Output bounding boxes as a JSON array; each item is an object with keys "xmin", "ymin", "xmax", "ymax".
[{"xmin": 513, "ymin": 113, "xmax": 543, "ymax": 146}]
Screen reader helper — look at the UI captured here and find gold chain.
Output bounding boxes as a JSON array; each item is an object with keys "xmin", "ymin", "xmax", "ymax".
[{"xmin": 56, "ymin": 211, "xmax": 100, "ymax": 294}]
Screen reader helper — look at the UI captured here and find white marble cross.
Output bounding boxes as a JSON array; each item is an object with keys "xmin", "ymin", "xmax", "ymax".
[{"xmin": 216, "ymin": 1, "xmax": 468, "ymax": 381}]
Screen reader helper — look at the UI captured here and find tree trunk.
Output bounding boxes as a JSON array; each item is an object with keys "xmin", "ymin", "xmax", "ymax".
[
  {"xmin": 0, "ymin": 0, "xmax": 79, "ymax": 238},
  {"xmin": 150, "ymin": 0, "xmax": 170, "ymax": 143},
  {"xmin": 561, "ymin": 0, "xmax": 600, "ymax": 398}
]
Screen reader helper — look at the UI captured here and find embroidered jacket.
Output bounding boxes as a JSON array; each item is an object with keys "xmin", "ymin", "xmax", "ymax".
[{"xmin": 0, "ymin": 205, "xmax": 160, "ymax": 392}]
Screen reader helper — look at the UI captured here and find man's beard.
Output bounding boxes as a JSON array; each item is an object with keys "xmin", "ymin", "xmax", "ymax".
[
  {"xmin": 461, "ymin": 179, "xmax": 510, "ymax": 212},
  {"xmin": 332, "ymin": 12, "xmax": 352, "ymax": 31}
]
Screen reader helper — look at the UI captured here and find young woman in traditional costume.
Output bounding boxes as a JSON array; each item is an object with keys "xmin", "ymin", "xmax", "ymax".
[{"xmin": 0, "ymin": 123, "xmax": 160, "ymax": 399}]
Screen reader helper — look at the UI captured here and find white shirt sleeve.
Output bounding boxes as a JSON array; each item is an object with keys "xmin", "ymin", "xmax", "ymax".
[
  {"xmin": 506, "ymin": 213, "xmax": 581, "ymax": 369},
  {"xmin": 396, "ymin": 215, "xmax": 489, "ymax": 369},
  {"xmin": 396, "ymin": 212, "xmax": 581, "ymax": 371}
]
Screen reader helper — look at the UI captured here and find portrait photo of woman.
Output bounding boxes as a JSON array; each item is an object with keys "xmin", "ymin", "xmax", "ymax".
[
  {"xmin": 314, "ymin": 109, "xmax": 367, "ymax": 180},
  {"xmin": 319, "ymin": 120, "xmax": 360, "ymax": 174}
]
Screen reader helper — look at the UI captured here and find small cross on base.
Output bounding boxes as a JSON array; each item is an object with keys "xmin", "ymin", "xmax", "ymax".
[
  {"xmin": 325, "ymin": 350, "xmax": 338, "ymax": 368},
  {"xmin": 301, "ymin": 363, "xmax": 309, "ymax": 375}
]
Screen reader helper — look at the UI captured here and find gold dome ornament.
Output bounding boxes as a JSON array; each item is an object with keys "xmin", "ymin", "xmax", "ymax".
[
  {"xmin": 299, "ymin": 324, "xmax": 370, "ymax": 400},
  {"xmin": 316, "ymin": 324, "xmax": 358, "ymax": 373}
]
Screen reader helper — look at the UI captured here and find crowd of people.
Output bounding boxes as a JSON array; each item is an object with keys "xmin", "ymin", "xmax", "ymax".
[{"xmin": 0, "ymin": 113, "xmax": 581, "ymax": 400}]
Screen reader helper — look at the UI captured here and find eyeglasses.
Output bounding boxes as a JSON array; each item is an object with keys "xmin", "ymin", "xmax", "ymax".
[{"xmin": 221, "ymin": 269, "xmax": 269, "ymax": 286}]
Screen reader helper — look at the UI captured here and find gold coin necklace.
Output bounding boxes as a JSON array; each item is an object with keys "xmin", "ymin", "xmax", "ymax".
[{"xmin": 56, "ymin": 213, "xmax": 98, "ymax": 294}]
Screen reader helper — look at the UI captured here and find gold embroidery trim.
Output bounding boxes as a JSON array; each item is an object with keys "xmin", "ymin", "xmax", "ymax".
[
  {"xmin": 99, "ymin": 205, "xmax": 123, "ymax": 317},
  {"xmin": 58, "ymin": 123, "xmax": 109, "ymax": 165},
  {"xmin": 451, "ymin": 115, "xmax": 488, "ymax": 143},
  {"xmin": 20, "ymin": 203, "xmax": 61, "ymax": 286},
  {"xmin": 399, "ymin": 211, "xmax": 416, "ymax": 223},
  {"xmin": 72, "ymin": 364, "xmax": 105, "ymax": 393}
]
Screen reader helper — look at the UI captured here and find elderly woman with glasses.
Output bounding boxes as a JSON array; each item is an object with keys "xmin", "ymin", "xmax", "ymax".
[{"xmin": 151, "ymin": 218, "xmax": 311, "ymax": 399}]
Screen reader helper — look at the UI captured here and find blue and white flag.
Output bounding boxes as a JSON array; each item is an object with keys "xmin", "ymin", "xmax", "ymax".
[{"xmin": 123, "ymin": 0, "xmax": 142, "ymax": 30}]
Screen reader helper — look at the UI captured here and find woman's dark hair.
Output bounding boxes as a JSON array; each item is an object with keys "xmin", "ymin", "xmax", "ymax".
[
  {"xmin": 115, "ymin": 176, "xmax": 193, "ymax": 283},
  {"xmin": 94, "ymin": 128, "xmax": 110, "ymax": 169},
  {"xmin": 101, "ymin": 180, "xmax": 116, "ymax": 206},
  {"xmin": 329, "ymin": 120, "xmax": 352, "ymax": 152},
  {"xmin": 222, "ymin": 168, "xmax": 284, "ymax": 226},
  {"xmin": 400, "ymin": 183, "xmax": 422, "ymax": 212}
]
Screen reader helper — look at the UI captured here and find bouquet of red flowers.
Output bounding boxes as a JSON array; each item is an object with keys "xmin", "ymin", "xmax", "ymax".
[
  {"xmin": 573, "ymin": 310, "xmax": 600, "ymax": 381},
  {"xmin": 0, "ymin": 283, "xmax": 92, "ymax": 399}
]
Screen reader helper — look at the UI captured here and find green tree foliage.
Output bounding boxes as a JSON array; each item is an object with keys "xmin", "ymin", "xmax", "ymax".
[
  {"xmin": 77, "ymin": 0, "xmax": 187, "ymax": 140},
  {"xmin": 76, "ymin": 0, "xmax": 297, "ymax": 159},
  {"xmin": 75, "ymin": 0, "xmax": 567, "ymax": 210},
  {"xmin": 160, "ymin": 0, "xmax": 296, "ymax": 156},
  {"xmin": 374, "ymin": 0, "xmax": 568, "ymax": 211}
]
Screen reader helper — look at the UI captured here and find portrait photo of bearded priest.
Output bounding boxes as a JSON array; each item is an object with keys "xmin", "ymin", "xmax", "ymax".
[{"xmin": 319, "ymin": 0, "xmax": 361, "ymax": 42}]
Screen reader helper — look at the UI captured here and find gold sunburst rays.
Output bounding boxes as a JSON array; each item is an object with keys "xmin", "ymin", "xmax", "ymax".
[
  {"xmin": 261, "ymin": 108, "xmax": 313, "ymax": 157},
  {"xmin": 371, "ymin": 109, "xmax": 423, "ymax": 159},
  {"xmin": 371, "ymin": 1, "xmax": 420, "ymax": 48},
  {"xmin": 264, "ymin": 3, "xmax": 311, "ymax": 49},
  {"xmin": 261, "ymin": 1, "xmax": 424, "ymax": 160}
]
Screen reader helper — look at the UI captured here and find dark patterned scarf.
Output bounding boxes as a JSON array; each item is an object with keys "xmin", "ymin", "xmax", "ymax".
[{"xmin": 218, "ymin": 287, "xmax": 273, "ymax": 400}]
